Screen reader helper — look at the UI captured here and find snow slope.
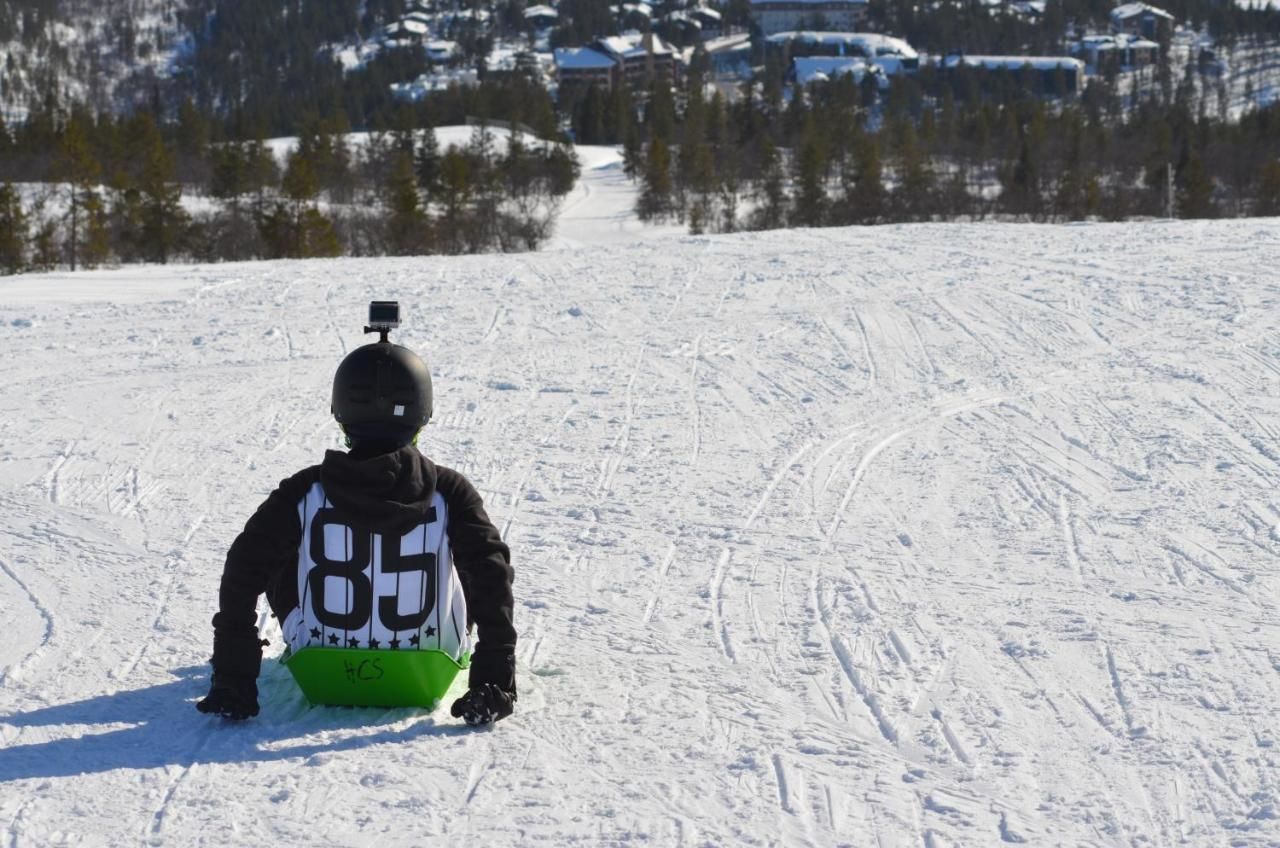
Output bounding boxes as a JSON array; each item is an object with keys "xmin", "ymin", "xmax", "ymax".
[{"xmin": 1, "ymin": 219, "xmax": 1280, "ymax": 846}]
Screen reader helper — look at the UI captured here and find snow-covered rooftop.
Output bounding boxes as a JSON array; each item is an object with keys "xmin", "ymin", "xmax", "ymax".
[
  {"xmin": 524, "ymin": 4, "xmax": 559, "ymax": 18},
  {"xmin": 943, "ymin": 55, "xmax": 1085, "ymax": 71},
  {"xmin": 705, "ymin": 32, "xmax": 752, "ymax": 53},
  {"xmin": 554, "ymin": 46, "xmax": 617, "ymax": 70},
  {"xmin": 766, "ymin": 31, "xmax": 919, "ymax": 60},
  {"xmin": 1079, "ymin": 33, "xmax": 1160, "ymax": 49},
  {"xmin": 793, "ymin": 56, "xmax": 880, "ymax": 84},
  {"xmin": 616, "ymin": 2, "xmax": 655, "ymax": 17},
  {"xmin": 424, "ymin": 40, "xmax": 458, "ymax": 60},
  {"xmin": 597, "ymin": 33, "xmax": 676, "ymax": 60},
  {"xmin": 1111, "ymin": 2, "xmax": 1175, "ymax": 20},
  {"xmin": 387, "ymin": 18, "xmax": 430, "ymax": 36}
]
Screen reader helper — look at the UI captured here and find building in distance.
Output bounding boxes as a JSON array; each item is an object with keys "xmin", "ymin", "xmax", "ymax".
[{"xmin": 750, "ymin": 0, "xmax": 870, "ymax": 37}]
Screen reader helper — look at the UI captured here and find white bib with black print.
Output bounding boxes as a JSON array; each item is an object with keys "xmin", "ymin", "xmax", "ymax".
[{"xmin": 282, "ymin": 482, "xmax": 470, "ymax": 663}]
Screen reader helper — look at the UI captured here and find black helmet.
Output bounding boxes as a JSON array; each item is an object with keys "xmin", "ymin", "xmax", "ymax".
[{"xmin": 331, "ymin": 341, "xmax": 433, "ymax": 442}]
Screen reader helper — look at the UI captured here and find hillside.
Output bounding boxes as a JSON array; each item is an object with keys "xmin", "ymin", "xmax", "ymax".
[
  {"xmin": 0, "ymin": 0, "xmax": 186, "ymax": 117},
  {"xmin": 1, "ymin": 219, "xmax": 1279, "ymax": 845}
]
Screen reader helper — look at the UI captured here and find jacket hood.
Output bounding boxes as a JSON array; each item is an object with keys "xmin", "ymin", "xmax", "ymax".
[{"xmin": 319, "ymin": 445, "xmax": 437, "ymax": 534}]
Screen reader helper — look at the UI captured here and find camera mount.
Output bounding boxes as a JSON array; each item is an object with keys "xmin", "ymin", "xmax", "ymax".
[{"xmin": 364, "ymin": 300, "xmax": 401, "ymax": 343}]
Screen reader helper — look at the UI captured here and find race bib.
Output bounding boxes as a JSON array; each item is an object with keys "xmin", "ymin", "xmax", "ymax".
[{"xmin": 283, "ymin": 483, "xmax": 470, "ymax": 662}]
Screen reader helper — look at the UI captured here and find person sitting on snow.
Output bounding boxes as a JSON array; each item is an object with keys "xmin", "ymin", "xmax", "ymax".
[{"xmin": 195, "ymin": 326, "xmax": 516, "ymax": 725}]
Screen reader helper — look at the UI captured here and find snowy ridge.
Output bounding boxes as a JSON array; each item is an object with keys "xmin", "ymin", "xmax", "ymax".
[{"xmin": 1, "ymin": 220, "xmax": 1279, "ymax": 844}]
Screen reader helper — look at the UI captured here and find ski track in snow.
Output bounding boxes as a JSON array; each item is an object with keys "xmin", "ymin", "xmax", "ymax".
[{"xmin": 0, "ymin": 220, "xmax": 1279, "ymax": 845}]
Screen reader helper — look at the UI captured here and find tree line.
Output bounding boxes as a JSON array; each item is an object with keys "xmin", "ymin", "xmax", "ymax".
[
  {"xmin": 609, "ymin": 56, "xmax": 1280, "ymax": 234},
  {"xmin": 0, "ymin": 89, "xmax": 580, "ymax": 274}
]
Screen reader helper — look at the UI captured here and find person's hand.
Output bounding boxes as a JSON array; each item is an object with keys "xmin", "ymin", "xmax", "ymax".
[
  {"xmin": 196, "ymin": 673, "xmax": 259, "ymax": 720},
  {"xmin": 451, "ymin": 683, "xmax": 516, "ymax": 726}
]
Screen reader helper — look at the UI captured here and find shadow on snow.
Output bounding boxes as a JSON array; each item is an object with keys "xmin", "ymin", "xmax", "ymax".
[{"xmin": 0, "ymin": 663, "xmax": 470, "ymax": 782}]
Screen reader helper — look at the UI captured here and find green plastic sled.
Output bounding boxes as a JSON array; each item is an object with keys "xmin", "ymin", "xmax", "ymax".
[{"xmin": 283, "ymin": 646, "xmax": 470, "ymax": 708}]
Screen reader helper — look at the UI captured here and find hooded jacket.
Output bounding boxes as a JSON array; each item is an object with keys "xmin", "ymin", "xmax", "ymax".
[{"xmin": 210, "ymin": 445, "xmax": 515, "ymax": 692}]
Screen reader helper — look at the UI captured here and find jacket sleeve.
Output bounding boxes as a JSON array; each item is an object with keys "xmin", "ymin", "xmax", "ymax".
[
  {"xmin": 210, "ymin": 469, "xmax": 315, "ymax": 679},
  {"xmin": 439, "ymin": 467, "xmax": 516, "ymax": 692}
]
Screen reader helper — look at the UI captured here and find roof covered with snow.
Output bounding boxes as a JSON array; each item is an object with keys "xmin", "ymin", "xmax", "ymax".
[
  {"xmin": 766, "ymin": 31, "xmax": 918, "ymax": 59},
  {"xmin": 597, "ymin": 33, "xmax": 676, "ymax": 60},
  {"xmin": 943, "ymin": 55, "xmax": 1085, "ymax": 71},
  {"xmin": 1079, "ymin": 33, "xmax": 1160, "ymax": 49},
  {"xmin": 1111, "ymin": 2, "xmax": 1175, "ymax": 20},
  {"xmin": 752, "ymin": 0, "xmax": 866, "ymax": 5},
  {"xmin": 554, "ymin": 46, "xmax": 617, "ymax": 70},
  {"xmin": 387, "ymin": 18, "xmax": 430, "ymax": 36},
  {"xmin": 615, "ymin": 2, "xmax": 654, "ymax": 17},
  {"xmin": 524, "ymin": 4, "xmax": 559, "ymax": 18},
  {"xmin": 793, "ymin": 56, "xmax": 877, "ymax": 83}
]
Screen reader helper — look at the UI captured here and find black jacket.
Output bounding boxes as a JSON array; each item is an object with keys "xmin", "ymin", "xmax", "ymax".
[{"xmin": 210, "ymin": 445, "xmax": 516, "ymax": 692}]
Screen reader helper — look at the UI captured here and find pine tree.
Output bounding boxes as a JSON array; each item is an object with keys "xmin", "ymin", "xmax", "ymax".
[
  {"xmin": 385, "ymin": 150, "xmax": 429, "ymax": 255},
  {"xmin": 137, "ymin": 117, "xmax": 190, "ymax": 264},
  {"xmin": 437, "ymin": 148, "xmax": 472, "ymax": 254},
  {"xmin": 261, "ymin": 147, "xmax": 340, "ymax": 258},
  {"xmin": 686, "ymin": 143, "xmax": 716, "ymax": 235},
  {"xmin": 622, "ymin": 118, "xmax": 643, "ymax": 181},
  {"xmin": 31, "ymin": 219, "xmax": 59, "ymax": 271},
  {"xmin": 55, "ymin": 117, "xmax": 101, "ymax": 271},
  {"xmin": 1255, "ymin": 160, "xmax": 1280, "ymax": 217},
  {"xmin": 81, "ymin": 190, "xmax": 110, "ymax": 268},
  {"xmin": 718, "ymin": 141, "xmax": 741, "ymax": 233},
  {"xmin": 1176, "ymin": 154, "xmax": 1216, "ymax": 218},
  {"xmin": 647, "ymin": 82, "xmax": 677, "ymax": 145},
  {"xmin": 637, "ymin": 138, "xmax": 674, "ymax": 222},
  {"xmin": 791, "ymin": 122, "xmax": 827, "ymax": 228},
  {"xmin": 845, "ymin": 132, "xmax": 885, "ymax": 225},
  {"xmin": 751, "ymin": 138, "xmax": 787, "ymax": 230},
  {"xmin": 468, "ymin": 124, "xmax": 501, "ymax": 252},
  {"xmin": 0, "ymin": 183, "xmax": 27, "ymax": 274},
  {"xmin": 415, "ymin": 125, "xmax": 442, "ymax": 200}
]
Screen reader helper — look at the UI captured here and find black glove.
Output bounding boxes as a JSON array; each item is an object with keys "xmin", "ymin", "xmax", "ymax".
[
  {"xmin": 451, "ymin": 683, "xmax": 516, "ymax": 726},
  {"xmin": 196, "ymin": 672, "xmax": 259, "ymax": 720}
]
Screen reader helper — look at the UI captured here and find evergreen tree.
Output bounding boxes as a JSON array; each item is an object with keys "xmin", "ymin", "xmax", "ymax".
[
  {"xmin": 718, "ymin": 141, "xmax": 741, "ymax": 234},
  {"xmin": 31, "ymin": 219, "xmax": 59, "ymax": 271},
  {"xmin": 467, "ymin": 123, "xmax": 501, "ymax": 252},
  {"xmin": 647, "ymin": 82, "xmax": 677, "ymax": 145},
  {"xmin": 137, "ymin": 118, "xmax": 190, "ymax": 264},
  {"xmin": 622, "ymin": 118, "xmax": 643, "ymax": 181},
  {"xmin": 894, "ymin": 123, "xmax": 935, "ymax": 222},
  {"xmin": 845, "ymin": 132, "xmax": 886, "ymax": 225},
  {"xmin": 751, "ymin": 138, "xmax": 787, "ymax": 230},
  {"xmin": 415, "ymin": 125, "xmax": 441, "ymax": 200},
  {"xmin": 791, "ymin": 125, "xmax": 827, "ymax": 228},
  {"xmin": 81, "ymin": 190, "xmax": 110, "ymax": 268},
  {"xmin": 1001, "ymin": 135, "xmax": 1043, "ymax": 220},
  {"xmin": 637, "ymin": 137, "xmax": 675, "ymax": 222},
  {"xmin": 1176, "ymin": 154, "xmax": 1216, "ymax": 218},
  {"xmin": 260, "ymin": 147, "xmax": 340, "ymax": 259},
  {"xmin": 1255, "ymin": 160, "xmax": 1280, "ymax": 217},
  {"xmin": 0, "ymin": 183, "xmax": 27, "ymax": 274},
  {"xmin": 436, "ymin": 148, "xmax": 472, "ymax": 254},
  {"xmin": 686, "ymin": 143, "xmax": 716, "ymax": 235},
  {"xmin": 54, "ymin": 116, "xmax": 101, "ymax": 271},
  {"xmin": 385, "ymin": 150, "xmax": 429, "ymax": 255}
]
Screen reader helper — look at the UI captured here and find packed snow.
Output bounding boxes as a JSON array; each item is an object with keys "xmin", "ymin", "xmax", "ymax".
[{"xmin": 2, "ymin": 216, "xmax": 1280, "ymax": 846}]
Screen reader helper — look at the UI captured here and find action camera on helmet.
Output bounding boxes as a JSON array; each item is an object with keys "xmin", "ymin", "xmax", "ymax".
[
  {"xmin": 365, "ymin": 300, "xmax": 401, "ymax": 343},
  {"xmin": 333, "ymin": 301, "xmax": 432, "ymax": 442}
]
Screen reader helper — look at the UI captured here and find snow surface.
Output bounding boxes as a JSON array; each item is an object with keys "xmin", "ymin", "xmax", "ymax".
[{"xmin": 2, "ymin": 218, "xmax": 1280, "ymax": 845}]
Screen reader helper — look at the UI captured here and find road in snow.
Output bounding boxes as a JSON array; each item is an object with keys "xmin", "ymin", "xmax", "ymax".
[{"xmin": 1, "ymin": 219, "xmax": 1279, "ymax": 846}]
